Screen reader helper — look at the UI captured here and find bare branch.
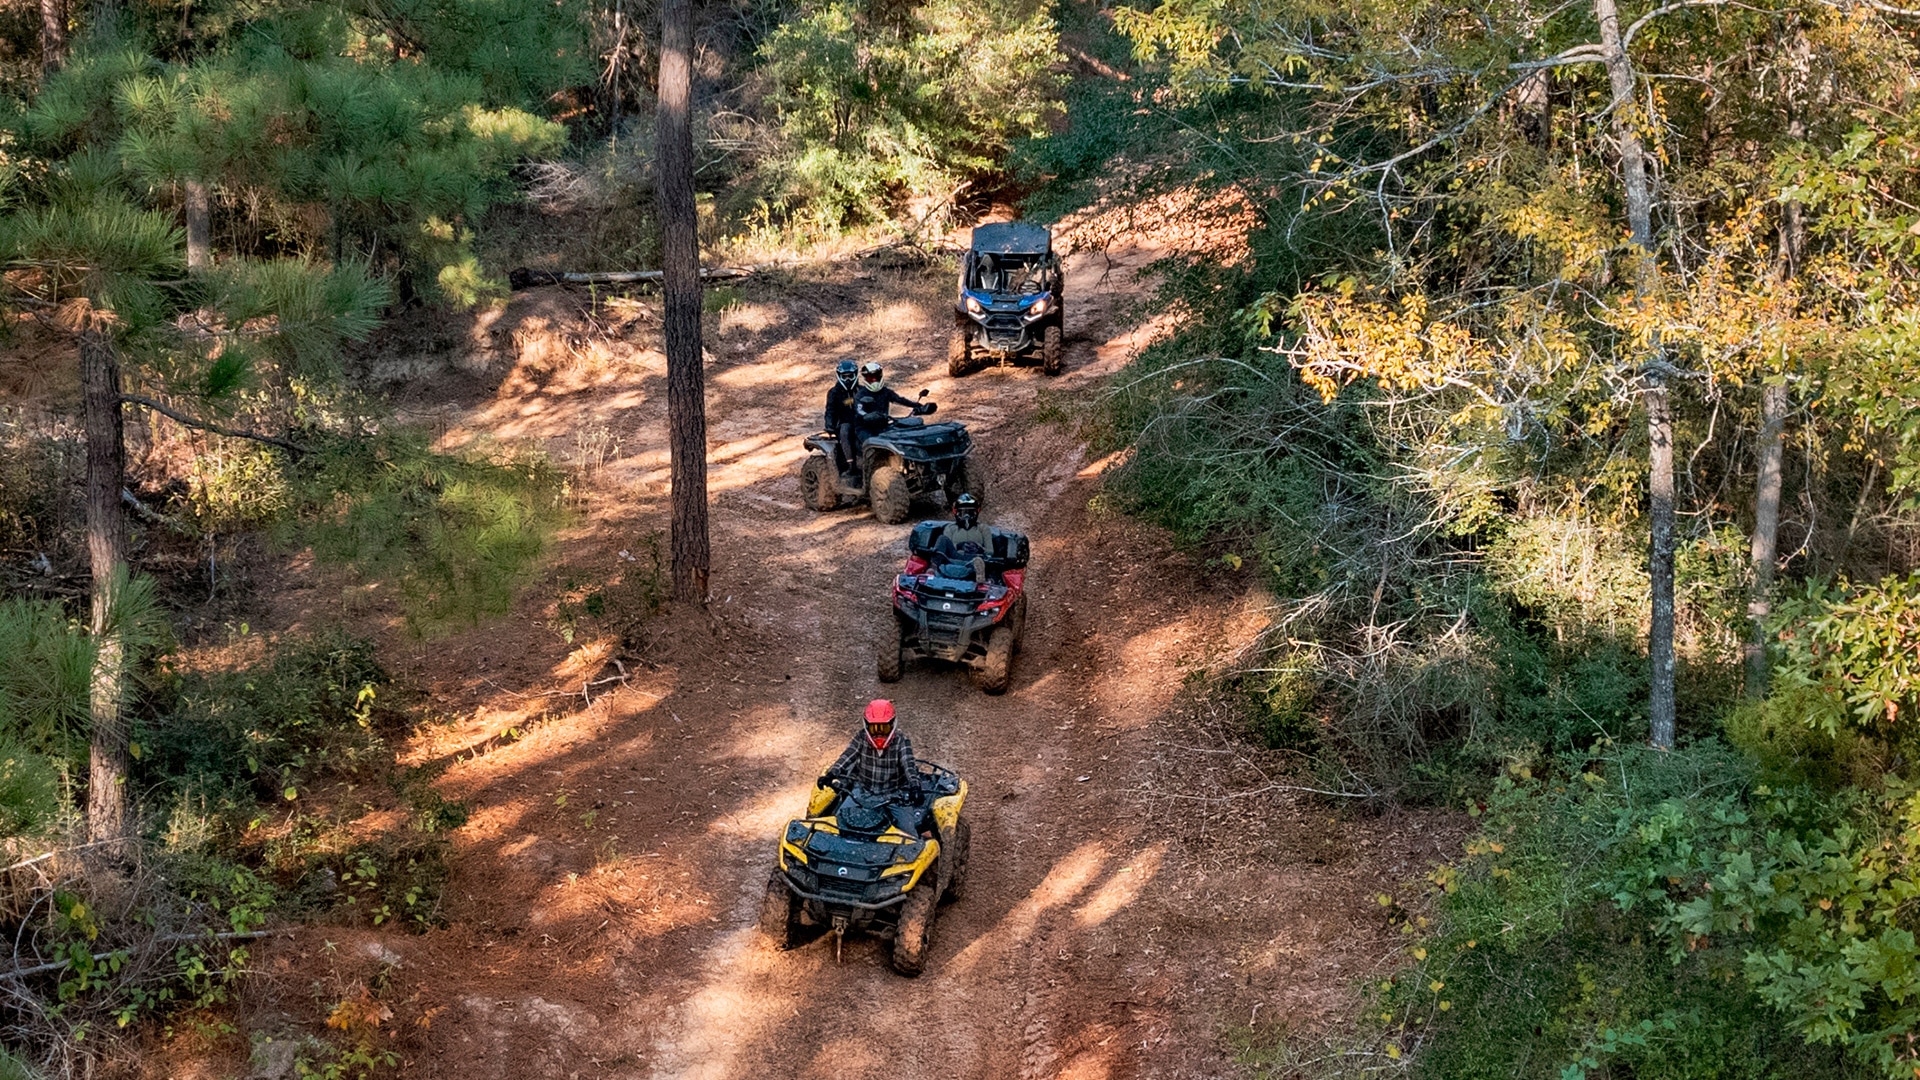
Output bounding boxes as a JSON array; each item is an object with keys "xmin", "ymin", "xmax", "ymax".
[{"xmin": 119, "ymin": 395, "xmax": 307, "ymax": 456}]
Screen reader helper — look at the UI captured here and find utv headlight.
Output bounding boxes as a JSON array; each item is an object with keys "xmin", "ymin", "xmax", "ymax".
[
  {"xmin": 1025, "ymin": 295, "xmax": 1051, "ymax": 319},
  {"xmin": 965, "ymin": 296, "xmax": 985, "ymax": 316}
]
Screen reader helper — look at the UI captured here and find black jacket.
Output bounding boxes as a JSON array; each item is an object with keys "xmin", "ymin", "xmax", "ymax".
[
  {"xmin": 824, "ymin": 382, "xmax": 859, "ymax": 430},
  {"xmin": 854, "ymin": 383, "xmax": 919, "ymax": 431}
]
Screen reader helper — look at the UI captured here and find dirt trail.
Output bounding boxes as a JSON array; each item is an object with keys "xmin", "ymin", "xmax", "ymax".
[{"xmin": 237, "ymin": 233, "xmax": 1459, "ymax": 1079}]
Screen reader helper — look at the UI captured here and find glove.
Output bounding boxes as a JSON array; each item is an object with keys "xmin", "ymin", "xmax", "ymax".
[{"xmin": 817, "ymin": 774, "xmax": 833, "ymax": 789}]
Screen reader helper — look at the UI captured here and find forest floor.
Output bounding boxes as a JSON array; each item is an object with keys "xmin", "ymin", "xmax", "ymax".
[{"xmin": 181, "ymin": 206, "xmax": 1463, "ymax": 1079}]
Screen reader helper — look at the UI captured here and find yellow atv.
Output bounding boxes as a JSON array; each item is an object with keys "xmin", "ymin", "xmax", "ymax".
[{"xmin": 758, "ymin": 762, "xmax": 970, "ymax": 975}]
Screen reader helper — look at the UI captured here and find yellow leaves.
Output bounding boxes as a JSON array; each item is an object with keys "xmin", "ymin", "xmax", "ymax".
[
  {"xmin": 1413, "ymin": 947, "xmax": 1428, "ymax": 961},
  {"xmin": 326, "ymin": 986, "xmax": 394, "ymax": 1035},
  {"xmin": 1292, "ymin": 290, "xmax": 1487, "ymax": 404}
]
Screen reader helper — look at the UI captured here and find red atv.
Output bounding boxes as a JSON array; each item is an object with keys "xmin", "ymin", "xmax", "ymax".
[{"xmin": 878, "ymin": 521, "xmax": 1030, "ymax": 694}]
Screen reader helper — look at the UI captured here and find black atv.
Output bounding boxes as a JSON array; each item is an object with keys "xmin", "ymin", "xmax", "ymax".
[
  {"xmin": 759, "ymin": 763, "xmax": 970, "ymax": 976},
  {"xmin": 880, "ymin": 520, "xmax": 1030, "ymax": 694},
  {"xmin": 799, "ymin": 393, "xmax": 986, "ymax": 524},
  {"xmin": 950, "ymin": 221, "xmax": 1065, "ymax": 377}
]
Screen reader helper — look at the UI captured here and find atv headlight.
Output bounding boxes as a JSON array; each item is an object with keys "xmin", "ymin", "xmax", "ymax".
[{"xmin": 965, "ymin": 296, "xmax": 985, "ymax": 316}]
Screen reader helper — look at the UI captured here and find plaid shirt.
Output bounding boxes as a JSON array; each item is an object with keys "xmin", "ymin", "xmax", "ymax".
[{"xmin": 828, "ymin": 731, "xmax": 921, "ymax": 795}]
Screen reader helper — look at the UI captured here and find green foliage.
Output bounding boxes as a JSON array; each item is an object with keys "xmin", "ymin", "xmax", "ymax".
[
  {"xmin": 750, "ymin": 0, "xmax": 1064, "ymax": 231},
  {"xmin": 0, "ymin": 736, "xmax": 65, "ymax": 837},
  {"xmin": 335, "ymin": 837, "xmax": 451, "ymax": 931},
  {"xmin": 1359, "ymin": 742, "xmax": 1918, "ymax": 1080},
  {"xmin": 287, "ymin": 431, "xmax": 568, "ymax": 632},
  {"xmin": 1772, "ymin": 572, "xmax": 1920, "ymax": 746},
  {"xmin": 15, "ymin": 2, "xmax": 574, "ymax": 304},
  {"xmin": 143, "ymin": 630, "xmax": 389, "ymax": 802},
  {"xmin": 0, "ymin": 1049, "xmax": 45, "ymax": 1080},
  {"xmin": 0, "ymin": 596, "xmax": 94, "ymax": 763}
]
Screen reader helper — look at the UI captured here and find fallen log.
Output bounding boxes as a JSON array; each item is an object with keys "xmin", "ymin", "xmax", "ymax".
[{"xmin": 508, "ymin": 266, "xmax": 754, "ymax": 290}]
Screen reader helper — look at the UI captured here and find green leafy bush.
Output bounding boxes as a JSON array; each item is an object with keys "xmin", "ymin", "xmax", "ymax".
[
  {"xmin": 143, "ymin": 631, "xmax": 389, "ymax": 802},
  {"xmin": 1772, "ymin": 572, "xmax": 1920, "ymax": 745},
  {"xmin": 287, "ymin": 431, "xmax": 568, "ymax": 633},
  {"xmin": 0, "ymin": 737, "xmax": 64, "ymax": 838},
  {"xmin": 1369, "ymin": 743, "xmax": 1916, "ymax": 1080}
]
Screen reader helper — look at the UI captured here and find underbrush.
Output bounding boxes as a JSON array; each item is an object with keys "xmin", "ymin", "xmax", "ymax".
[
  {"xmin": 1071, "ymin": 146, "xmax": 1910, "ymax": 1077},
  {"xmin": 0, "ymin": 623, "xmax": 465, "ymax": 1077}
]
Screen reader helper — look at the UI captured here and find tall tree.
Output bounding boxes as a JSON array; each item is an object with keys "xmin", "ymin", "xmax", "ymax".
[
  {"xmin": 39, "ymin": 0, "xmax": 66, "ymax": 73},
  {"xmin": 80, "ymin": 322, "xmax": 130, "ymax": 846},
  {"xmin": 1746, "ymin": 20, "xmax": 1812, "ymax": 700},
  {"xmin": 656, "ymin": 0, "xmax": 710, "ymax": 602},
  {"xmin": 1592, "ymin": 0, "xmax": 1673, "ymax": 748}
]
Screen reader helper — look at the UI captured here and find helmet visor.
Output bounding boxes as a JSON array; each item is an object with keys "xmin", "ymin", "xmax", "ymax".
[{"xmin": 865, "ymin": 720, "xmax": 894, "ymax": 746}]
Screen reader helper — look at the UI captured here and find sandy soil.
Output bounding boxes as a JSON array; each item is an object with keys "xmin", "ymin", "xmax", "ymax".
[{"xmin": 210, "ymin": 225, "xmax": 1461, "ymax": 1080}]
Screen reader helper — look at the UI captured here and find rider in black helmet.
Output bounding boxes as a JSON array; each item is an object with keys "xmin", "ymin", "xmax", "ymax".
[
  {"xmin": 934, "ymin": 492, "xmax": 994, "ymax": 583},
  {"xmin": 824, "ymin": 359, "xmax": 861, "ymax": 479}
]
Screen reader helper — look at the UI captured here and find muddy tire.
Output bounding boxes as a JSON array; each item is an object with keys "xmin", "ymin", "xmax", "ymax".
[
  {"xmin": 878, "ymin": 618, "xmax": 904, "ymax": 683},
  {"xmin": 1041, "ymin": 322, "xmax": 1063, "ymax": 376},
  {"xmin": 1008, "ymin": 593, "xmax": 1028, "ymax": 650},
  {"xmin": 948, "ymin": 327, "xmax": 974, "ymax": 378},
  {"xmin": 758, "ymin": 871, "xmax": 800, "ymax": 948},
  {"xmin": 890, "ymin": 885, "xmax": 937, "ymax": 976},
  {"xmin": 800, "ymin": 455, "xmax": 839, "ymax": 511},
  {"xmin": 947, "ymin": 457, "xmax": 987, "ymax": 507},
  {"xmin": 943, "ymin": 817, "xmax": 972, "ymax": 903},
  {"xmin": 975, "ymin": 625, "xmax": 1013, "ymax": 695},
  {"xmin": 870, "ymin": 464, "xmax": 913, "ymax": 524}
]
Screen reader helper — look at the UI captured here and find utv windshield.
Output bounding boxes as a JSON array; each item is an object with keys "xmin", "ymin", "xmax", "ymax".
[{"xmin": 967, "ymin": 254, "xmax": 1049, "ymax": 296}]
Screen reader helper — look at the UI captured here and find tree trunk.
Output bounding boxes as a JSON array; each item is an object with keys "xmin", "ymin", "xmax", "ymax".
[
  {"xmin": 656, "ymin": 0, "xmax": 709, "ymax": 602},
  {"xmin": 185, "ymin": 181, "xmax": 211, "ymax": 273},
  {"xmin": 39, "ymin": 0, "xmax": 66, "ymax": 73},
  {"xmin": 1595, "ymin": 0, "xmax": 1673, "ymax": 747},
  {"xmin": 1747, "ymin": 22, "xmax": 1810, "ymax": 700},
  {"xmin": 1745, "ymin": 383, "xmax": 1787, "ymax": 698},
  {"xmin": 81, "ymin": 327, "xmax": 132, "ymax": 850}
]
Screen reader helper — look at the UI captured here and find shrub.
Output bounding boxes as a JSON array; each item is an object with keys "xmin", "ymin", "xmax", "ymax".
[
  {"xmin": 143, "ymin": 630, "xmax": 389, "ymax": 803},
  {"xmin": 1772, "ymin": 571, "xmax": 1920, "ymax": 751},
  {"xmin": 286, "ymin": 431, "xmax": 568, "ymax": 633},
  {"xmin": 1367, "ymin": 742, "xmax": 1917, "ymax": 1080},
  {"xmin": 0, "ymin": 597, "xmax": 94, "ymax": 765},
  {"xmin": 0, "ymin": 738, "xmax": 64, "ymax": 838}
]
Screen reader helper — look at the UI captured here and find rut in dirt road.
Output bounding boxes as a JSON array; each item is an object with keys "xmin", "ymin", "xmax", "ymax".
[{"xmin": 273, "ymin": 246, "xmax": 1460, "ymax": 1080}]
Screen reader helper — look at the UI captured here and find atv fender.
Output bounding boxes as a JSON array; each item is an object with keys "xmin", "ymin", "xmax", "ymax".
[
  {"xmin": 931, "ymin": 781, "xmax": 967, "ymax": 834},
  {"xmin": 807, "ymin": 783, "xmax": 836, "ymax": 817}
]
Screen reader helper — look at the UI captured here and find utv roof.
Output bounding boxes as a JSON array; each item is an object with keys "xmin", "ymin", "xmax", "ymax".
[{"xmin": 969, "ymin": 222, "xmax": 1051, "ymax": 256}]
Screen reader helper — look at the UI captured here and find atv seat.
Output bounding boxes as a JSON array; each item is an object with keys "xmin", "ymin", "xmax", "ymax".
[
  {"xmin": 909, "ymin": 522, "xmax": 1031, "ymax": 575},
  {"xmin": 829, "ymin": 784, "xmax": 938, "ymax": 837},
  {"xmin": 923, "ymin": 573, "xmax": 985, "ymax": 596}
]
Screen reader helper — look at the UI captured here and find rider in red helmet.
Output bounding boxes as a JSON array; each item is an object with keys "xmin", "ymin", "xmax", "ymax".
[{"xmin": 821, "ymin": 699, "xmax": 922, "ymax": 798}]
